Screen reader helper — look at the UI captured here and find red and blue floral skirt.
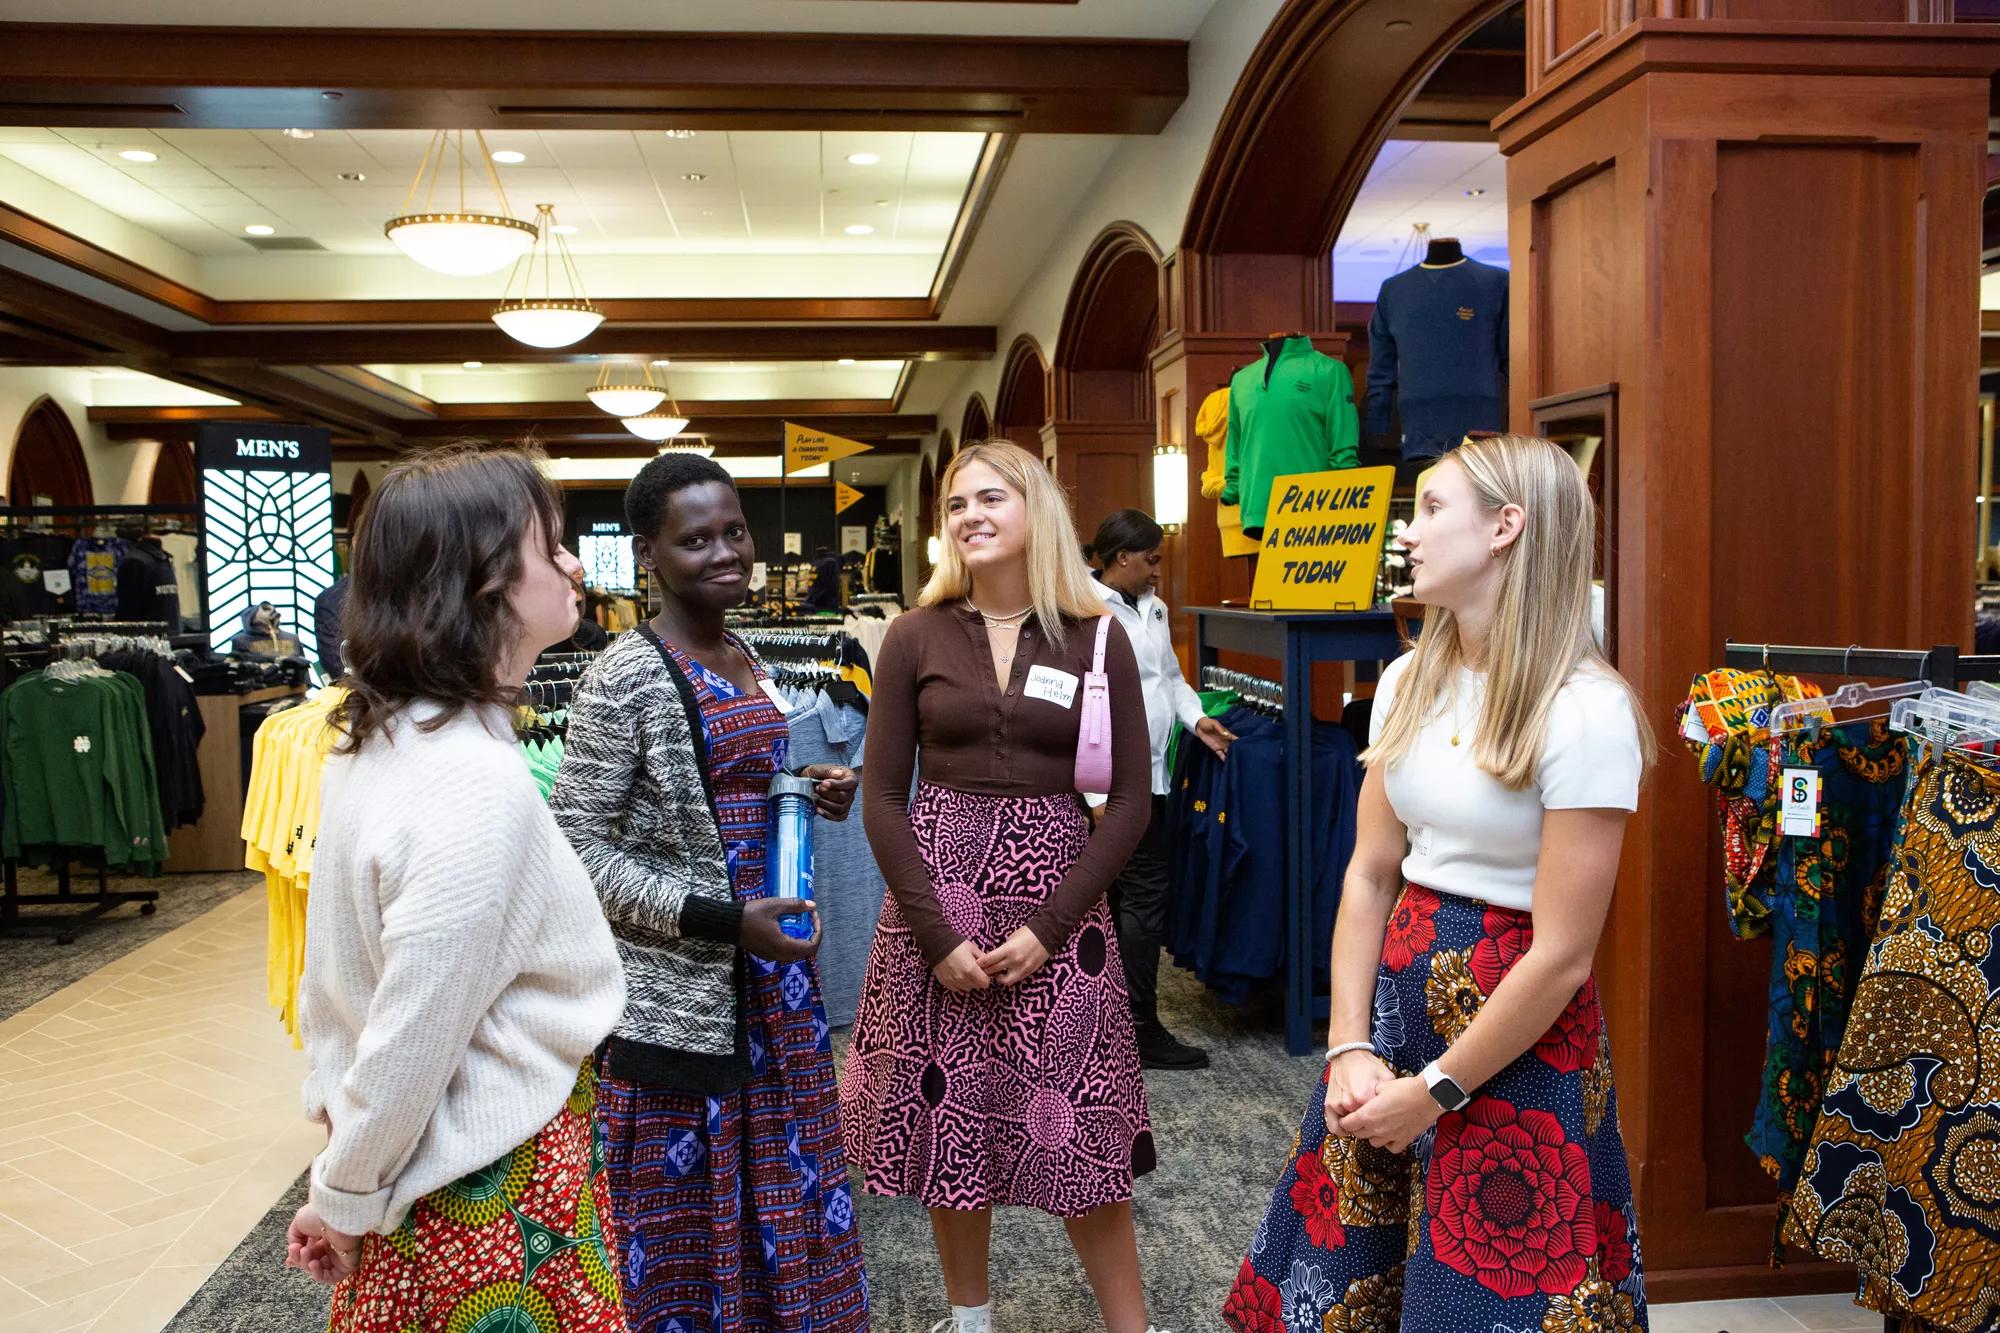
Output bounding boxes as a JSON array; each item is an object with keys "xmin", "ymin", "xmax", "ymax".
[{"xmin": 1223, "ymin": 884, "xmax": 1648, "ymax": 1333}]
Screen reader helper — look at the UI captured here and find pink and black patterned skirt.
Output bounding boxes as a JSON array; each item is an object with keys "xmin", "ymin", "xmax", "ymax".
[{"xmin": 838, "ymin": 783, "xmax": 1156, "ymax": 1217}]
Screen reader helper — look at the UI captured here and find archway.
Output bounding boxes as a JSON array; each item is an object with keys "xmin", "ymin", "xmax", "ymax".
[
  {"xmin": 960, "ymin": 394, "xmax": 991, "ymax": 446},
  {"xmin": 992, "ymin": 335, "xmax": 1048, "ymax": 453},
  {"xmin": 148, "ymin": 440, "xmax": 198, "ymax": 506},
  {"xmin": 7, "ymin": 396, "xmax": 92, "ymax": 507},
  {"xmin": 1049, "ymin": 221, "xmax": 1163, "ymax": 519}
]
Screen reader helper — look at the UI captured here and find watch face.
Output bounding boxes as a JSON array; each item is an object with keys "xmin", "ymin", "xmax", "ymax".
[{"xmin": 1433, "ymin": 1076, "xmax": 1468, "ymax": 1110}]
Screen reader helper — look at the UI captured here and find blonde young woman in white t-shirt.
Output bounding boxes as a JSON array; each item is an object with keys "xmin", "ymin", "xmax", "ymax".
[{"xmin": 1223, "ymin": 434, "xmax": 1657, "ymax": 1333}]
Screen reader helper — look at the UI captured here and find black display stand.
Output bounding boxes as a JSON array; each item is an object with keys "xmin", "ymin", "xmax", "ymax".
[
  {"xmin": 1188, "ymin": 606, "xmax": 1403, "ymax": 1054},
  {"xmin": 1, "ymin": 850, "xmax": 158, "ymax": 945}
]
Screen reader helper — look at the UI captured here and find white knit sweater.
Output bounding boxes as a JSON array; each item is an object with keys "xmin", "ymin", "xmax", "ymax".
[{"xmin": 299, "ymin": 703, "xmax": 625, "ymax": 1236}]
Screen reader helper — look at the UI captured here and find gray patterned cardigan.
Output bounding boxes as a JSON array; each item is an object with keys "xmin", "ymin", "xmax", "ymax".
[{"xmin": 550, "ymin": 629, "xmax": 749, "ymax": 1059}]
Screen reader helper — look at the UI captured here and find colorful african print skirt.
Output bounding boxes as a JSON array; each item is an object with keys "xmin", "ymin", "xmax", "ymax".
[
  {"xmin": 1225, "ymin": 885, "xmax": 1647, "ymax": 1333},
  {"xmin": 839, "ymin": 783, "xmax": 1157, "ymax": 1217},
  {"xmin": 328, "ymin": 1063, "xmax": 624, "ymax": 1333},
  {"xmin": 1787, "ymin": 747, "xmax": 2000, "ymax": 1331}
]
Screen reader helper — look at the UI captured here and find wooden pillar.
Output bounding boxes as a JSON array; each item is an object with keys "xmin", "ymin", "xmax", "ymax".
[{"xmin": 1499, "ymin": 5, "xmax": 1996, "ymax": 1299}]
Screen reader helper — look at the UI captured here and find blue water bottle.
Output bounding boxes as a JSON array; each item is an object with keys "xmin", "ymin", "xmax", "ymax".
[{"xmin": 766, "ymin": 772, "xmax": 817, "ymax": 941}]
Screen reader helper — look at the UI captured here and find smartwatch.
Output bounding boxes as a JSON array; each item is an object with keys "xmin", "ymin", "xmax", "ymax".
[{"xmin": 1422, "ymin": 1060, "xmax": 1472, "ymax": 1113}]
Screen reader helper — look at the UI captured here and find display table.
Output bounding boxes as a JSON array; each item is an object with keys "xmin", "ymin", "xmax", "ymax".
[
  {"xmin": 1187, "ymin": 606, "xmax": 1403, "ymax": 1054},
  {"xmin": 165, "ymin": 684, "xmax": 308, "ymax": 874}
]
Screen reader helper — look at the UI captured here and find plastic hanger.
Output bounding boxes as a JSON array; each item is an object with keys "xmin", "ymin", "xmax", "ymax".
[
  {"xmin": 1890, "ymin": 688, "xmax": 2000, "ymax": 748},
  {"xmin": 1767, "ymin": 679, "xmax": 1928, "ymax": 733}
]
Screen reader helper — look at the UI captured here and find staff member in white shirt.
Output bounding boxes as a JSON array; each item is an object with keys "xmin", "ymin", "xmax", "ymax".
[{"xmin": 1090, "ymin": 509, "xmax": 1235, "ymax": 1069}]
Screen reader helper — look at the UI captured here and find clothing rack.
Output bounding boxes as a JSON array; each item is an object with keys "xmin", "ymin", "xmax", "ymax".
[
  {"xmin": 1721, "ymin": 640, "xmax": 2000, "ymax": 690},
  {"xmin": 736, "ymin": 628, "xmax": 853, "ymax": 665},
  {"xmin": 1201, "ymin": 665, "xmax": 1285, "ymax": 713},
  {"xmin": 1723, "ymin": 638, "xmax": 2000, "ymax": 1333},
  {"xmin": 1, "ymin": 852, "xmax": 158, "ymax": 945}
]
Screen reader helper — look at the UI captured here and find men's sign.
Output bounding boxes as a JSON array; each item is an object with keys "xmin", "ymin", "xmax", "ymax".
[
  {"xmin": 1248, "ymin": 465, "xmax": 1396, "ymax": 611},
  {"xmin": 194, "ymin": 423, "xmax": 335, "ymax": 663}
]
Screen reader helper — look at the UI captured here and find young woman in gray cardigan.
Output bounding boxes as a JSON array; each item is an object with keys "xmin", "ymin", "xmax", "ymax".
[{"xmin": 551, "ymin": 452, "xmax": 870, "ymax": 1333}]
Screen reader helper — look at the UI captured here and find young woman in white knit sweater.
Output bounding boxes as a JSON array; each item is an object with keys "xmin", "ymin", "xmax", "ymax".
[{"xmin": 287, "ymin": 445, "xmax": 629, "ymax": 1333}]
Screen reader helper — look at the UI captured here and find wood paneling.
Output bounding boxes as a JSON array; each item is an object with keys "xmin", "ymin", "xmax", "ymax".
[
  {"xmin": 995, "ymin": 335, "xmax": 1050, "ymax": 450},
  {"xmin": 1500, "ymin": 21, "xmax": 1991, "ymax": 1294},
  {"xmin": 146, "ymin": 439, "xmax": 198, "ymax": 507},
  {"xmin": 1537, "ymin": 165, "xmax": 1621, "ymax": 395},
  {"xmin": 0, "ymin": 25, "xmax": 1186, "ymax": 135}
]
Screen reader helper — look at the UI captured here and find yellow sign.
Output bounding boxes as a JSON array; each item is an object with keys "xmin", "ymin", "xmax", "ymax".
[
  {"xmin": 784, "ymin": 422, "xmax": 873, "ymax": 476},
  {"xmin": 1248, "ymin": 465, "xmax": 1396, "ymax": 611},
  {"xmin": 834, "ymin": 480, "xmax": 864, "ymax": 515}
]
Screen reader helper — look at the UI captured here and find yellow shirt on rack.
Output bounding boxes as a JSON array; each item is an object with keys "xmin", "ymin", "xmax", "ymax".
[{"xmin": 242, "ymin": 690, "xmax": 344, "ymax": 1044}]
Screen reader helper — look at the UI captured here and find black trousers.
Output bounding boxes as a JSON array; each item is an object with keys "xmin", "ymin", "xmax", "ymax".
[{"xmin": 1108, "ymin": 795, "xmax": 1171, "ymax": 1031}]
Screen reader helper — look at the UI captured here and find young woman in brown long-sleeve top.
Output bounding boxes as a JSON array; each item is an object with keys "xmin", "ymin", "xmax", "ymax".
[{"xmin": 838, "ymin": 440, "xmax": 1173, "ymax": 1333}]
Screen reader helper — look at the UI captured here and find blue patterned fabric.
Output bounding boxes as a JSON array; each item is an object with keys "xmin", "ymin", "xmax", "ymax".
[{"xmin": 1225, "ymin": 886, "xmax": 1646, "ymax": 1333}]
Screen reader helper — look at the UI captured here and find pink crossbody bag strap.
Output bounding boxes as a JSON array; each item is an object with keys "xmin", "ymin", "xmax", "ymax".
[{"xmin": 1073, "ymin": 613, "xmax": 1115, "ymax": 793}]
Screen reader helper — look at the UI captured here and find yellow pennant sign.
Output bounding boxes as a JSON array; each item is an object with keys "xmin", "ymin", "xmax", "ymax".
[
  {"xmin": 1248, "ymin": 465, "xmax": 1396, "ymax": 611},
  {"xmin": 835, "ymin": 480, "xmax": 864, "ymax": 515},
  {"xmin": 784, "ymin": 422, "xmax": 873, "ymax": 476}
]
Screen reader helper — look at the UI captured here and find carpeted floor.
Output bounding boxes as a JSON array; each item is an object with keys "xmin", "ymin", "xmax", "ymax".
[
  {"xmin": 165, "ymin": 966, "xmax": 1309, "ymax": 1333},
  {"xmin": 0, "ymin": 868, "xmax": 261, "ymax": 1020}
]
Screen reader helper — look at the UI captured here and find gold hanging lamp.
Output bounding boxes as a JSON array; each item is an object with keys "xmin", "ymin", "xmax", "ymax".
[
  {"xmin": 384, "ymin": 130, "xmax": 537, "ymax": 277},
  {"xmin": 491, "ymin": 203, "xmax": 604, "ymax": 348}
]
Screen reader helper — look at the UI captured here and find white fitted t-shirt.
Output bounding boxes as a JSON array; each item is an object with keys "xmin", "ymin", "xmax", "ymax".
[{"xmin": 1369, "ymin": 652, "xmax": 1643, "ymax": 911}]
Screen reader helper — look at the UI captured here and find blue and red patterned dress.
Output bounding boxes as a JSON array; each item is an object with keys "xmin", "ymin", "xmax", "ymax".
[
  {"xmin": 594, "ymin": 639, "xmax": 870, "ymax": 1333},
  {"xmin": 1224, "ymin": 885, "xmax": 1647, "ymax": 1333}
]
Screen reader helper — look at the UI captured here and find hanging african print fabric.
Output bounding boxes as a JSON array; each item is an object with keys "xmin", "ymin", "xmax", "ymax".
[
  {"xmin": 1786, "ymin": 744, "xmax": 2000, "ymax": 1332},
  {"xmin": 1676, "ymin": 669, "xmax": 1912, "ymax": 1231}
]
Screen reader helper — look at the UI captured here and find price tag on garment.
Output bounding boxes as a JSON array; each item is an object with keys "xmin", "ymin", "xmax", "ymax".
[
  {"xmin": 173, "ymin": 665, "xmax": 194, "ymax": 685},
  {"xmin": 1024, "ymin": 666, "xmax": 1079, "ymax": 709},
  {"xmin": 759, "ymin": 680, "xmax": 794, "ymax": 716},
  {"xmin": 1779, "ymin": 767, "xmax": 1823, "ymax": 838}
]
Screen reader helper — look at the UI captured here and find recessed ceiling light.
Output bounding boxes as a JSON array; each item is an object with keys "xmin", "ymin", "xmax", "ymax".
[
  {"xmin": 1463, "ymin": 188, "xmax": 1487, "ymax": 198},
  {"xmin": 875, "ymin": 199, "xmax": 890, "ymax": 207},
  {"xmin": 551, "ymin": 223, "xmax": 578, "ymax": 234},
  {"xmin": 1386, "ymin": 18, "xmax": 1413, "ymax": 30},
  {"xmin": 847, "ymin": 153, "xmax": 881, "ymax": 166},
  {"xmin": 844, "ymin": 224, "xmax": 874, "ymax": 236},
  {"xmin": 663, "ymin": 129, "xmax": 698, "ymax": 140},
  {"xmin": 837, "ymin": 358, "xmax": 857, "ymax": 366},
  {"xmin": 283, "ymin": 128, "xmax": 315, "ymax": 140},
  {"xmin": 682, "ymin": 172, "xmax": 707, "ymax": 182},
  {"xmin": 462, "ymin": 361, "xmax": 483, "ymax": 369},
  {"xmin": 118, "ymin": 149, "xmax": 157, "ymax": 163},
  {"xmin": 651, "ymin": 359, "xmax": 671, "ymax": 367},
  {"xmin": 244, "ymin": 224, "xmax": 275, "ymax": 236},
  {"xmin": 336, "ymin": 171, "xmax": 366, "ymax": 182},
  {"xmin": 492, "ymin": 150, "xmax": 526, "ymax": 164}
]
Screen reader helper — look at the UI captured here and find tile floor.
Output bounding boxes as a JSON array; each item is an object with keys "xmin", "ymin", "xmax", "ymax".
[
  {"xmin": 0, "ymin": 887, "xmax": 319, "ymax": 1333},
  {"xmin": 0, "ymin": 887, "xmax": 1914, "ymax": 1332}
]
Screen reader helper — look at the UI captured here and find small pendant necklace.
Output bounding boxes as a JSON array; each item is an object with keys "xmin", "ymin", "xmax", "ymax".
[{"xmin": 969, "ymin": 600, "xmax": 1030, "ymax": 671}]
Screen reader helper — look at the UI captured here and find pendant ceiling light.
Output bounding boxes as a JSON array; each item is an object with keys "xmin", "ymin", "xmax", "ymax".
[
  {"xmin": 623, "ymin": 372, "xmax": 690, "ymax": 441},
  {"xmin": 491, "ymin": 203, "xmax": 605, "ymax": 348},
  {"xmin": 657, "ymin": 437, "xmax": 714, "ymax": 458},
  {"xmin": 384, "ymin": 130, "xmax": 538, "ymax": 276},
  {"xmin": 587, "ymin": 361, "xmax": 667, "ymax": 418}
]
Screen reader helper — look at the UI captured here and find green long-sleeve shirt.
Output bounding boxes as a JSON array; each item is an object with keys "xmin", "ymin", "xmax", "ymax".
[
  {"xmin": 1221, "ymin": 336, "xmax": 1360, "ymax": 535},
  {"xmin": 1, "ymin": 670, "xmax": 166, "ymax": 870}
]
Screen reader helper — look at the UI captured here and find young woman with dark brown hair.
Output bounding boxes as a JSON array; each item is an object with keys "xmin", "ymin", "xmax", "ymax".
[{"xmin": 288, "ymin": 443, "xmax": 629, "ymax": 1333}]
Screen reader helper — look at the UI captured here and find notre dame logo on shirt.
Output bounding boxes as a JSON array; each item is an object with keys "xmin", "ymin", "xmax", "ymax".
[{"xmin": 1457, "ymin": 306, "xmax": 1475, "ymax": 321}]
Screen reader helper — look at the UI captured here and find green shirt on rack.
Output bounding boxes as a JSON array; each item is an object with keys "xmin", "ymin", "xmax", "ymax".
[{"xmin": 1, "ymin": 670, "xmax": 165, "ymax": 871}]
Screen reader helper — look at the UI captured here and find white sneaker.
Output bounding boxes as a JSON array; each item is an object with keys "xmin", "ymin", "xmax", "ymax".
[{"xmin": 930, "ymin": 1309, "xmax": 993, "ymax": 1333}]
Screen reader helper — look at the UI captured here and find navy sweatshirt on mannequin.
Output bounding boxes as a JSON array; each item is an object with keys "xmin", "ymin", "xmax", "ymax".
[{"xmin": 1363, "ymin": 254, "xmax": 1509, "ymax": 461}]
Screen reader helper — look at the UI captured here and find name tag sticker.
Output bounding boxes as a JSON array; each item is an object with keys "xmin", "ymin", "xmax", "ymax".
[
  {"xmin": 759, "ymin": 680, "xmax": 793, "ymax": 716},
  {"xmin": 1780, "ymin": 767, "xmax": 1822, "ymax": 838},
  {"xmin": 1024, "ymin": 666, "xmax": 1079, "ymax": 709}
]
